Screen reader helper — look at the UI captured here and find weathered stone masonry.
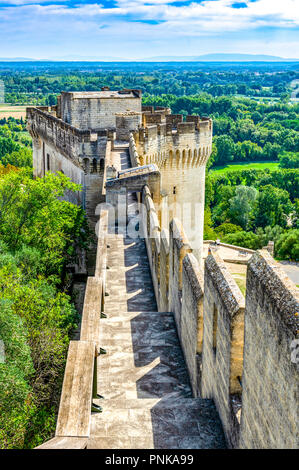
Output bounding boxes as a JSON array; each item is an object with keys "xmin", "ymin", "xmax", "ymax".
[
  {"xmin": 29, "ymin": 89, "xmax": 299, "ymax": 449},
  {"xmin": 142, "ymin": 183, "xmax": 298, "ymax": 449},
  {"xmin": 27, "ymin": 91, "xmax": 212, "ymax": 263}
]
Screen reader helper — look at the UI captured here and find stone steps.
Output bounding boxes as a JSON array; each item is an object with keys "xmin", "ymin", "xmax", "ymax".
[
  {"xmin": 99, "ymin": 311, "xmax": 173, "ymax": 320},
  {"xmin": 87, "ymin": 146, "xmax": 226, "ymax": 449},
  {"xmin": 89, "ymin": 397, "xmax": 225, "ymax": 449},
  {"xmin": 93, "ymin": 305, "xmax": 226, "ymax": 448}
]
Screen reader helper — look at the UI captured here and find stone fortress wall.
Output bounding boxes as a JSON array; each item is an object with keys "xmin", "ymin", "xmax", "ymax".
[
  {"xmin": 133, "ymin": 106, "xmax": 212, "ymax": 261},
  {"xmin": 27, "ymin": 93, "xmax": 213, "ymax": 262},
  {"xmin": 27, "ymin": 104, "xmax": 112, "ymax": 224},
  {"xmin": 27, "ymin": 89, "xmax": 299, "ymax": 449},
  {"xmin": 59, "ymin": 89, "xmax": 142, "ymax": 130},
  {"xmin": 139, "ymin": 177, "xmax": 299, "ymax": 449}
]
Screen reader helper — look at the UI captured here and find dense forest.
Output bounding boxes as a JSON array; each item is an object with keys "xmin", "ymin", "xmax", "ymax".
[
  {"xmin": 1, "ymin": 61, "xmax": 298, "ymax": 104},
  {"xmin": 0, "ymin": 63, "xmax": 298, "ymax": 446},
  {"xmin": 0, "ymin": 63, "xmax": 298, "ymax": 260}
]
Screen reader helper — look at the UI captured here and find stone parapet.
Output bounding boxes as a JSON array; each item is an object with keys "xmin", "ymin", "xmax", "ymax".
[
  {"xmin": 201, "ymin": 251, "xmax": 245, "ymax": 448},
  {"xmin": 240, "ymin": 250, "xmax": 299, "ymax": 449}
]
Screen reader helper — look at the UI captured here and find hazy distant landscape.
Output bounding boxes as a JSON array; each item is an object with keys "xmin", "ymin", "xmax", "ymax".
[
  {"xmin": 0, "ymin": 0, "xmax": 298, "ymax": 451},
  {"xmin": 0, "ymin": 53, "xmax": 298, "ymax": 62},
  {"xmin": 0, "ymin": 59, "xmax": 298, "ymax": 448}
]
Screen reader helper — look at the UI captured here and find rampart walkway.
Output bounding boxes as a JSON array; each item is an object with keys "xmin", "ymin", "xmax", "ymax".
[{"xmin": 87, "ymin": 147, "xmax": 226, "ymax": 449}]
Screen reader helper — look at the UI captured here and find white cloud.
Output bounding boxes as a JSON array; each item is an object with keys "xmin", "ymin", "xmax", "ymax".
[
  {"xmin": 0, "ymin": 0, "xmax": 69, "ymax": 4},
  {"xmin": 0, "ymin": 0, "xmax": 298, "ymax": 58},
  {"xmin": 23, "ymin": 0, "xmax": 297, "ymax": 42},
  {"xmin": 5, "ymin": 0, "xmax": 296, "ymax": 29}
]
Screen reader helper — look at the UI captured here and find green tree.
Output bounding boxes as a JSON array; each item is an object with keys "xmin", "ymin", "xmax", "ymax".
[
  {"xmin": 0, "ymin": 169, "xmax": 89, "ymax": 276},
  {"xmin": 275, "ymin": 229, "xmax": 299, "ymax": 261},
  {"xmin": 253, "ymin": 184, "xmax": 293, "ymax": 228},
  {"xmin": 222, "ymin": 231, "xmax": 262, "ymax": 250},
  {"xmin": 0, "ymin": 169, "xmax": 88, "ymax": 448},
  {"xmin": 228, "ymin": 185, "xmax": 258, "ymax": 230},
  {"xmin": 278, "ymin": 152, "xmax": 299, "ymax": 169},
  {"xmin": 214, "ymin": 223, "xmax": 243, "ymax": 239},
  {"xmin": 292, "ymin": 199, "xmax": 299, "ymax": 229},
  {"xmin": 211, "ymin": 185, "xmax": 235, "ymax": 226},
  {"xmin": 255, "ymin": 225, "xmax": 285, "ymax": 247},
  {"xmin": 1, "ymin": 148, "xmax": 32, "ymax": 168},
  {"xmin": 0, "ymin": 137, "xmax": 20, "ymax": 158},
  {"xmin": 204, "ymin": 208, "xmax": 216, "ymax": 240},
  {"xmin": 47, "ymin": 94, "xmax": 57, "ymax": 106},
  {"xmin": 214, "ymin": 135, "xmax": 235, "ymax": 164},
  {"xmin": 0, "ymin": 299, "xmax": 34, "ymax": 449}
]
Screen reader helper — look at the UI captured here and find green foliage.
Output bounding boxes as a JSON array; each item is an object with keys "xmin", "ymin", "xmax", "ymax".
[
  {"xmin": 275, "ymin": 229, "xmax": 299, "ymax": 261},
  {"xmin": 278, "ymin": 152, "xmax": 299, "ymax": 169},
  {"xmin": 213, "ymin": 135, "xmax": 234, "ymax": 164},
  {"xmin": 2, "ymin": 64, "xmax": 299, "ymax": 168},
  {"xmin": 0, "ymin": 119, "xmax": 32, "ymax": 169},
  {"xmin": 222, "ymin": 231, "xmax": 262, "ymax": 250},
  {"xmin": 293, "ymin": 199, "xmax": 299, "ymax": 229},
  {"xmin": 0, "ymin": 299, "xmax": 34, "ymax": 449},
  {"xmin": 0, "ymin": 64, "xmax": 297, "ymax": 446},
  {"xmin": 0, "ymin": 169, "xmax": 89, "ymax": 276},
  {"xmin": 253, "ymin": 184, "xmax": 293, "ymax": 229},
  {"xmin": 214, "ymin": 223, "xmax": 243, "ymax": 239},
  {"xmin": 0, "ymin": 267, "xmax": 78, "ymax": 407},
  {"xmin": 0, "ymin": 170, "xmax": 87, "ymax": 448},
  {"xmin": 204, "ymin": 208, "xmax": 216, "ymax": 240},
  {"xmin": 206, "ymin": 167, "xmax": 298, "ymax": 259},
  {"xmin": 207, "ymin": 168, "xmax": 299, "ymax": 203},
  {"xmin": 211, "ymin": 185, "xmax": 235, "ymax": 226},
  {"xmin": 255, "ymin": 225, "xmax": 285, "ymax": 247},
  {"xmin": 1, "ymin": 147, "xmax": 32, "ymax": 168},
  {"xmin": 1, "ymin": 63, "xmax": 296, "ymax": 105},
  {"xmin": 0, "ymin": 136, "xmax": 20, "ymax": 158},
  {"xmin": 228, "ymin": 185, "xmax": 258, "ymax": 230}
]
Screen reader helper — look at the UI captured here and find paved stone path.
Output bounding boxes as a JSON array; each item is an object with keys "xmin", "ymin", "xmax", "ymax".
[{"xmin": 88, "ymin": 148, "xmax": 226, "ymax": 449}]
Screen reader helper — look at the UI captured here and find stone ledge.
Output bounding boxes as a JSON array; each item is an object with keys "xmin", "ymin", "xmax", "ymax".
[
  {"xmin": 247, "ymin": 250, "xmax": 299, "ymax": 335},
  {"xmin": 205, "ymin": 251, "xmax": 245, "ymax": 316},
  {"xmin": 170, "ymin": 218, "xmax": 191, "ymax": 251},
  {"xmin": 183, "ymin": 253, "xmax": 204, "ymax": 300}
]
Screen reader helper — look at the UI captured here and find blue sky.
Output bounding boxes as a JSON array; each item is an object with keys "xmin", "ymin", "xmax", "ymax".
[{"xmin": 0, "ymin": 0, "xmax": 298, "ymax": 59}]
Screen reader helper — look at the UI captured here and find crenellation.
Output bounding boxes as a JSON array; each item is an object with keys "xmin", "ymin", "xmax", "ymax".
[
  {"xmin": 177, "ymin": 121, "xmax": 195, "ymax": 134},
  {"xmin": 28, "ymin": 90, "xmax": 298, "ymax": 450},
  {"xmin": 142, "ymin": 112, "xmax": 164, "ymax": 126},
  {"xmin": 157, "ymin": 123, "xmax": 166, "ymax": 137},
  {"xmin": 165, "ymin": 114, "xmax": 183, "ymax": 127}
]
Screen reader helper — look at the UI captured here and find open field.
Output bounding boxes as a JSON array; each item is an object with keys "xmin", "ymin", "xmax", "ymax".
[
  {"xmin": 210, "ymin": 161, "xmax": 279, "ymax": 174},
  {"xmin": 0, "ymin": 104, "xmax": 27, "ymax": 119}
]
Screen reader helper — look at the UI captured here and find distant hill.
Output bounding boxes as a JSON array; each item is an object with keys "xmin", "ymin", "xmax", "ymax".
[
  {"xmin": 142, "ymin": 53, "xmax": 299, "ymax": 62},
  {"xmin": 0, "ymin": 53, "xmax": 298, "ymax": 62},
  {"xmin": 51, "ymin": 55, "xmax": 126, "ymax": 61},
  {"xmin": 0, "ymin": 57, "xmax": 36, "ymax": 61}
]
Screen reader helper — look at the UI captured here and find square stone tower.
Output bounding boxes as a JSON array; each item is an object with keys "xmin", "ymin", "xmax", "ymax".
[{"xmin": 58, "ymin": 88, "xmax": 142, "ymax": 130}]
